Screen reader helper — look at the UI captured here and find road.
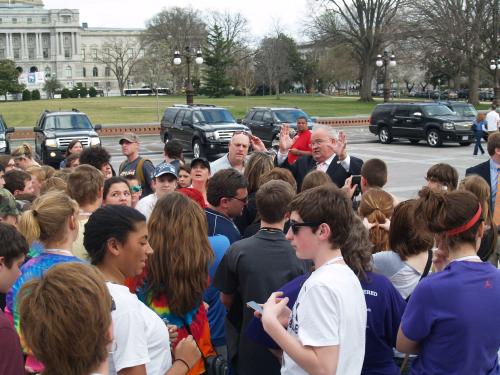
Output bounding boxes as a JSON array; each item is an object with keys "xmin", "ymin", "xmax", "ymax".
[{"xmin": 12, "ymin": 126, "xmax": 485, "ymax": 201}]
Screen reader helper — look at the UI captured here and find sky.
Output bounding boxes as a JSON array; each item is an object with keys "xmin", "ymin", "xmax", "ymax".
[{"xmin": 43, "ymin": 0, "xmax": 317, "ymax": 42}]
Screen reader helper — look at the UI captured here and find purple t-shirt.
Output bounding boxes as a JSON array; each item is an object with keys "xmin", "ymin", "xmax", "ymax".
[
  {"xmin": 402, "ymin": 261, "xmax": 500, "ymax": 375},
  {"xmin": 361, "ymin": 272, "xmax": 406, "ymax": 375}
]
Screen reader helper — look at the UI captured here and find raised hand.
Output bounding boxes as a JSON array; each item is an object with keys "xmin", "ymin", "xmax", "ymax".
[
  {"xmin": 279, "ymin": 124, "xmax": 293, "ymax": 153},
  {"xmin": 333, "ymin": 130, "xmax": 347, "ymax": 160},
  {"xmin": 250, "ymin": 135, "xmax": 267, "ymax": 152}
]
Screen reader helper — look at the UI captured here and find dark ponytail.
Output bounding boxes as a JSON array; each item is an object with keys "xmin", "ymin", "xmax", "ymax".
[
  {"xmin": 84, "ymin": 205, "xmax": 146, "ymax": 265},
  {"xmin": 341, "ymin": 215, "xmax": 372, "ymax": 281}
]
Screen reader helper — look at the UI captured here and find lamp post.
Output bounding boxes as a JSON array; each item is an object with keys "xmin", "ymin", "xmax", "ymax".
[
  {"xmin": 376, "ymin": 51, "xmax": 396, "ymax": 103},
  {"xmin": 490, "ymin": 58, "xmax": 500, "ymax": 106},
  {"xmin": 173, "ymin": 47, "xmax": 203, "ymax": 106},
  {"xmin": 437, "ymin": 79, "xmax": 441, "ymax": 101}
]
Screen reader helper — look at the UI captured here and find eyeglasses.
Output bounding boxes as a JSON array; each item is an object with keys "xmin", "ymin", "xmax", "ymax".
[
  {"xmin": 130, "ymin": 185, "xmax": 142, "ymax": 193},
  {"xmin": 231, "ymin": 195, "xmax": 248, "ymax": 204},
  {"xmin": 287, "ymin": 219, "xmax": 321, "ymax": 235}
]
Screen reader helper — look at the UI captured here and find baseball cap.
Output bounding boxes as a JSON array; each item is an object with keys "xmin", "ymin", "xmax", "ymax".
[
  {"xmin": 0, "ymin": 188, "xmax": 19, "ymax": 217},
  {"xmin": 153, "ymin": 163, "xmax": 178, "ymax": 179},
  {"xmin": 190, "ymin": 157, "xmax": 211, "ymax": 172},
  {"xmin": 119, "ymin": 132, "xmax": 140, "ymax": 144}
]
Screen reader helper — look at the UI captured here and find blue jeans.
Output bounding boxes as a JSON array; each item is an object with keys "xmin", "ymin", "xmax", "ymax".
[{"xmin": 474, "ymin": 136, "xmax": 485, "ymax": 155}]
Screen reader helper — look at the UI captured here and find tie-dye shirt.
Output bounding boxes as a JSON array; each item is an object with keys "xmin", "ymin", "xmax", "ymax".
[
  {"xmin": 5, "ymin": 252, "xmax": 83, "ymax": 373},
  {"xmin": 136, "ymin": 281, "xmax": 216, "ymax": 375}
]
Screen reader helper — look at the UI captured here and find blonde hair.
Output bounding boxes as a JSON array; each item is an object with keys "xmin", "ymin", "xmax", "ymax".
[
  {"xmin": 19, "ymin": 262, "xmax": 112, "ymax": 375},
  {"xmin": 18, "ymin": 190, "xmax": 78, "ymax": 245},
  {"xmin": 358, "ymin": 188, "xmax": 394, "ymax": 253},
  {"xmin": 40, "ymin": 177, "xmax": 67, "ymax": 195},
  {"xmin": 244, "ymin": 152, "xmax": 274, "ymax": 194},
  {"xmin": 301, "ymin": 170, "xmax": 334, "ymax": 191},
  {"xmin": 12, "ymin": 143, "xmax": 34, "ymax": 160}
]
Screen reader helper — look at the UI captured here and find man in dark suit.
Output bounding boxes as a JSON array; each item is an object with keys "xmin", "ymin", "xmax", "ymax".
[{"xmin": 276, "ymin": 123, "xmax": 363, "ymax": 190}]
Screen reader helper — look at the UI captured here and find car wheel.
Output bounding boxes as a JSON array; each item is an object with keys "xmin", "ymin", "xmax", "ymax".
[
  {"xmin": 409, "ymin": 139, "xmax": 419, "ymax": 144},
  {"xmin": 426, "ymin": 129, "xmax": 442, "ymax": 147},
  {"xmin": 459, "ymin": 142, "xmax": 472, "ymax": 146},
  {"xmin": 192, "ymin": 139, "xmax": 206, "ymax": 159},
  {"xmin": 378, "ymin": 126, "xmax": 392, "ymax": 144}
]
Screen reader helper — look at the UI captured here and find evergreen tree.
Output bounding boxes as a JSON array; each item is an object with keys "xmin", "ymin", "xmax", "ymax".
[
  {"xmin": 0, "ymin": 59, "xmax": 24, "ymax": 100},
  {"xmin": 202, "ymin": 23, "xmax": 233, "ymax": 98},
  {"xmin": 42, "ymin": 77, "xmax": 62, "ymax": 99}
]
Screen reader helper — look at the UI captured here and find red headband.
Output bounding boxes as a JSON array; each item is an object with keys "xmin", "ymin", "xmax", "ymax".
[{"xmin": 445, "ymin": 204, "xmax": 482, "ymax": 236}]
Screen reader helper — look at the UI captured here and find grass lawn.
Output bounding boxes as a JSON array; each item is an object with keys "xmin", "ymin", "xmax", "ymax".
[{"xmin": 0, "ymin": 94, "xmax": 491, "ymax": 127}]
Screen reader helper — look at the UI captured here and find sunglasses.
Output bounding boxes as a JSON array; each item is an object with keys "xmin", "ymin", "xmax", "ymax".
[
  {"xmin": 130, "ymin": 185, "xmax": 142, "ymax": 193},
  {"xmin": 287, "ymin": 219, "xmax": 321, "ymax": 235}
]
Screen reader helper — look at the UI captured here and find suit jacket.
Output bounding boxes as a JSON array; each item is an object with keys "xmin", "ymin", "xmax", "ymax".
[
  {"xmin": 279, "ymin": 154, "xmax": 364, "ymax": 190},
  {"xmin": 465, "ymin": 160, "xmax": 491, "ymax": 190}
]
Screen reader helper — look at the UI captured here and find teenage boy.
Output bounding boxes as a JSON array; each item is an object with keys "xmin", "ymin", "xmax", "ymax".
[
  {"xmin": 4, "ymin": 170, "xmax": 34, "ymax": 211},
  {"xmin": 261, "ymin": 185, "xmax": 367, "ymax": 375},
  {"xmin": 136, "ymin": 163, "xmax": 178, "ymax": 220},
  {"xmin": 66, "ymin": 165, "xmax": 105, "ymax": 260},
  {"xmin": 0, "ymin": 223, "xmax": 29, "ymax": 375},
  {"xmin": 214, "ymin": 180, "xmax": 307, "ymax": 374}
]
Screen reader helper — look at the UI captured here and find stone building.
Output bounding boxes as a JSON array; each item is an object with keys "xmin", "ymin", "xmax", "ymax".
[{"xmin": 0, "ymin": 0, "xmax": 143, "ymax": 95}]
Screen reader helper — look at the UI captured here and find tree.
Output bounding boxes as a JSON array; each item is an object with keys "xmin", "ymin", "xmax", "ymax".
[
  {"xmin": 31, "ymin": 89, "xmax": 41, "ymax": 100},
  {"xmin": 203, "ymin": 23, "xmax": 234, "ymax": 97},
  {"xmin": 88, "ymin": 86, "xmax": 97, "ymax": 98},
  {"xmin": 22, "ymin": 89, "xmax": 31, "ymax": 101},
  {"xmin": 311, "ymin": 0, "xmax": 402, "ymax": 101},
  {"xmin": 79, "ymin": 86, "xmax": 88, "ymax": 98},
  {"xmin": 0, "ymin": 59, "xmax": 24, "ymax": 100},
  {"xmin": 42, "ymin": 76, "xmax": 62, "ymax": 99},
  {"xmin": 134, "ymin": 42, "xmax": 172, "ymax": 91},
  {"xmin": 61, "ymin": 88, "xmax": 70, "ymax": 99},
  {"xmin": 70, "ymin": 87, "xmax": 79, "ymax": 98},
  {"xmin": 97, "ymin": 38, "xmax": 143, "ymax": 96}
]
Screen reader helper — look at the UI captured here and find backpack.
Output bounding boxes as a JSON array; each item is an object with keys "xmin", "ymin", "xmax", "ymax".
[{"xmin": 119, "ymin": 158, "xmax": 150, "ymax": 186}]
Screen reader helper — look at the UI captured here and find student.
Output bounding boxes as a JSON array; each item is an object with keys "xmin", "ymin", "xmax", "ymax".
[
  {"xmin": 397, "ymin": 188, "xmax": 500, "ymax": 374},
  {"xmin": 177, "ymin": 165, "xmax": 192, "ymax": 189},
  {"xmin": 261, "ymin": 185, "xmax": 367, "ymax": 375},
  {"xmin": 424, "ymin": 163, "xmax": 458, "ymax": 191},
  {"xmin": 123, "ymin": 175, "xmax": 142, "ymax": 208},
  {"xmin": 102, "ymin": 176, "xmax": 132, "ymax": 207},
  {"xmin": 18, "ymin": 263, "xmax": 111, "ymax": 375},
  {"xmin": 0, "ymin": 223, "xmax": 28, "ymax": 375},
  {"xmin": 84, "ymin": 205, "xmax": 200, "ymax": 375},
  {"xmin": 59, "ymin": 139, "xmax": 83, "ymax": 168},
  {"xmin": 11, "ymin": 143, "xmax": 40, "ymax": 170}
]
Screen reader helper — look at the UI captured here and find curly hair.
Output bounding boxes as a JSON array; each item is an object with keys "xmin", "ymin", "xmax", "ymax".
[
  {"xmin": 79, "ymin": 146, "xmax": 111, "ymax": 171},
  {"xmin": 341, "ymin": 215, "xmax": 373, "ymax": 280}
]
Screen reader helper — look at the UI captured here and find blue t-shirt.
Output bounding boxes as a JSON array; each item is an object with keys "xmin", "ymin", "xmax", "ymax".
[
  {"xmin": 204, "ymin": 235, "xmax": 231, "ymax": 347},
  {"xmin": 205, "ymin": 208, "xmax": 241, "ymax": 244},
  {"xmin": 361, "ymin": 272, "xmax": 406, "ymax": 375},
  {"xmin": 401, "ymin": 261, "xmax": 500, "ymax": 375}
]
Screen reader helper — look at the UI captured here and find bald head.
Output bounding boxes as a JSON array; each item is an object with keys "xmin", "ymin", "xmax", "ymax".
[{"xmin": 228, "ymin": 133, "xmax": 250, "ymax": 166}]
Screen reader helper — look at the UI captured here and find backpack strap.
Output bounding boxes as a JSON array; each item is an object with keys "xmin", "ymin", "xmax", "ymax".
[
  {"xmin": 405, "ymin": 249, "xmax": 433, "ymax": 303},
  {"xmin": 118, "ymin": 160, "xmax": 126, "ymax": 175},
  {"xmin": 135, "ymin": 158, "xmax": 145, "ymax": 186}
]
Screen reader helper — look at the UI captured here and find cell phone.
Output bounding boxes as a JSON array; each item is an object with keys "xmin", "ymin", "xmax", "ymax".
[
  {"xmin": 246, "ymin": 301, "xmax": 263, "ymax": 314},
  {"xmin": 351, "ymin": 175, "xmax": 361, "ymax": 187}
]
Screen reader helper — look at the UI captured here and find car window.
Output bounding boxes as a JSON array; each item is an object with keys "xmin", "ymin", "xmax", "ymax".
[
  {"xmin": 451, "ymin": 105, "xmax": 477, "ymax": 117},
  {"xmin": 183, "ymin": 111, "xmax": 192, "ymax": 125},
  {"xmin": 164, "ymin": 109, "xmax": 178, "ymax": 123},
  {"xmin": 274, "ymin": 110, "xmax": 311, "ymax": 123},
  {"xmin": 394, "ymin": 108, "xmax": 410, "ymax": 117},
  {"xmin": 252, "ymin": 111, "xmax": 264, "ymax": 121},
  {"xmin": 199, "ymin": 109, "xmax": 235, "ymax": 124},
  {"xmin": 193, "ymin": 111, "xmax": 205, "ymax": 124},
  {"xmin": 174, "ymin": 110, "xmax": 186, "ymax": 125},
  {"xmin": 44, "ymin": 115, "xmax": 92, "ymax": 130},
  {"xmin": 263, "ymin": 111, "xmax": 273, "ymax": 123},
  {"xmin": 422, "ymin": 105, "xmax": 454, "ymax": 117}
]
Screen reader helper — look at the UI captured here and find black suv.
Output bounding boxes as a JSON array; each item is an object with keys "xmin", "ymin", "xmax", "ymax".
[
  {"xmin": 160, "ymin": 105, "xmax": 250, "ymax": 159},
  {"xmin": 241, "ymin": 107, "xmax": 314, "ymax": 148},
  {"xmin": 369, "ymin": 102, "xmax": 474, "ymax": 147},
  {"xmin": 0, "ymin": 115, "xmax": 15, "ymax": 154},
  {"xmin": 436, "ymin": 101, "xmax": 478, "ymax": 120},
  {"xmin": 33, "ymin": 109, "xmax": 102, "ymax": 166}
]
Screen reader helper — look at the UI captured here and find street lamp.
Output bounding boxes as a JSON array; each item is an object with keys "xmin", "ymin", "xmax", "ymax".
[
  {"xmin": 376, "ymin": 51, "xmax": 396, "ymax": 103},
  {"xmin": 490, "ymin": 58, "xmax": 500, "ymax": 105},
  {"xmin": 438, "ymin": 79, "xmax": 441, "ymax": 101},
  {"xmin": 173, "ymin": 47, "xmax": 203, "ymax": 105}
]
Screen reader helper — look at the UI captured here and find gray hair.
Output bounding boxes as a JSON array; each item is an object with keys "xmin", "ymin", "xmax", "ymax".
[{"xmin": 312, "ymin": 124, "xmax": 339, "ymax": 139}]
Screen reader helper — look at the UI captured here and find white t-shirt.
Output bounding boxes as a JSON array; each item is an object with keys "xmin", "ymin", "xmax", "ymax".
[
  {"xmin": 107, "ymin": 282, "xmax": 171, "ymax": 374},
  {"xmin": 135, "ymin": 194, "xmax": 158, "ymax": 221},
  {"xmin": 486, "ymin": 110, "xmax": 500, "ymax": 132},
  {"xmin": 281, "ymin": 262, "xmax": 366, "ymax": 375}
]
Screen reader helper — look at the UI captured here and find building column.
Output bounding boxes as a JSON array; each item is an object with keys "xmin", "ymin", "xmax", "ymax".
[
  {"xmin": 6, "ymin": 33, "xmax": 11, "ymax": 58},
  {"xmin": 73, "ymin": 32, "xmax": 77, "ymax": 55}
]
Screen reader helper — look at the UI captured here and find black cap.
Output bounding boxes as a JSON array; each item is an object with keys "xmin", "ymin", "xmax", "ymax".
[{"xmin": 190, "ymin": 157, "xmax": 211, "ymax": 172}]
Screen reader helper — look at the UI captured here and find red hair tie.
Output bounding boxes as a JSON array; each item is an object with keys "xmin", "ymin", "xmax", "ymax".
[{"xmin": 445, "ymin": 204, "xmax": 482, "ymax": 236}]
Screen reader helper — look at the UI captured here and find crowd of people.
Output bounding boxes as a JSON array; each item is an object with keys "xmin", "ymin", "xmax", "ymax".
[{"xmin": 1, "ymin": 113, "xmax": 500, "ymax": 375}]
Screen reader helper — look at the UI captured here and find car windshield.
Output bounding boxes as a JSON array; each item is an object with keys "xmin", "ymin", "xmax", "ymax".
[
  {"xmin": 195, "ymin": 109, "xmax": 235, "ymax": 124},
  {"xmin": 44, "ymin": 115, "xmax": 93, "ymax": 130},
  {"xmin": 274, "ymin": 110, "xmax": 311, "ymax": 123},
  {"xmin": 451, "ymin": 105, "xmax": 478, "ymax": 117},
  {"xmin": 422, "ymin": 105, "xmax": 454, "ymax": 117}
]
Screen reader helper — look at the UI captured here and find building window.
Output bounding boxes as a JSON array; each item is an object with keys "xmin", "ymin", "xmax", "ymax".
[
  {"xmin": 28, "ymin": 48, "xmax": 35, "ymax": 59},
  {"xmin": 13, "ymin": 48, "xmax": 20, "ymax": 59},
  {"xmin": 42, "ymin": 17, "xmax": 47, "ymax": 24},
  {"xmin": 62, "ymin": 15, "xmax": 71, "ymax": 23},
  {"xmin": 44, "ymin": 67, "xmax": 51, "ymax": 78},
  {"xmin": 105, "ymin": 66, "xmax": 111, "ymax": 77},
  {"xmin": 94, "ymin": 82, "xmax": 99, "ymax": 87},
  {"xmin": 82, "ymin": 67, "xmax": 86, "ymax": 77},
  {"xmin": 43, "ymin": 48, "xmax": 49, "ymax": 59},
  {"xmin": 92, "ymin": 49, "xmax": 97, "ymax": 61},
  {"xmin": 92, "ymin": 67, "xmax": 98, "ymax": 77},
  {"xmin": 0, "ymin": 18, "xmax": 3, "ymax": 24},
  {"xmin": 12, "ymin": 18, "xmax": 17, "ymax": 24},
  {"xmin": 106, "ymin": 81, "xmax": 111, "ymax": 89},
  {"xmin": 81, "ymin": 48, "xmax": 85, "ymax": 60},
  {"xmin": 29, "ymin": 66, "xmax": 38, "ymax": 73},
  {"xmin": 65, "ymin": 66, "xmax": 72, "ymax": 79},
  {"xmin": 128, "ymin": 48, "xmax": 134, "ymax": 57},
  {"xmin": 27, "ymin": 18, "xmax": 32, "ymax": 24},
  {"xmin": 64, "ymin": 48, "xmax": 71, "ymax": 58}
]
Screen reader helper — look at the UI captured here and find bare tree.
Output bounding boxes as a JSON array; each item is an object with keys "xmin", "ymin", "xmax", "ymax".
[
  {"xmin": 134, "ymin": 41, "xmax": 172, "ymax": 90},
  {"xmin": 97, "ymin": 38, "xmax": 143, "ymax": 96},
  {"xmin": 311, "ymin": 0, "xmax": 402, "ymax": 101}
]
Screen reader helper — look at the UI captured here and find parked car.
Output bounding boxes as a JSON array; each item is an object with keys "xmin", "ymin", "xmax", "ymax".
[
  {"xmin": 241, "ymin": 107, "xmax": 315, "ymax": 148},
  {"xmin": 160, "ymin": 104, "xmax": 250, "ymax": 159},
  {"xmin": 369, "ymin": 102, "xmax": 474, "ymax": 147},
  {"xmin": 33, "ymin": 109, "xmax": 102, "ymax": 167},
  {"xmin": 0, "ymin": 115, "xmax": 15, "ymax": 154}
]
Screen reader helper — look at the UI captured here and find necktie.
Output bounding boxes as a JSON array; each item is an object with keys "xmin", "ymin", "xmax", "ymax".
[
  {"xmin": 494, "ymin": 168, "xmax": 500, "ymax": 226},
  {"xmin": 317, "ymin": 162, "xmax": 328, "ymax": 172}
]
